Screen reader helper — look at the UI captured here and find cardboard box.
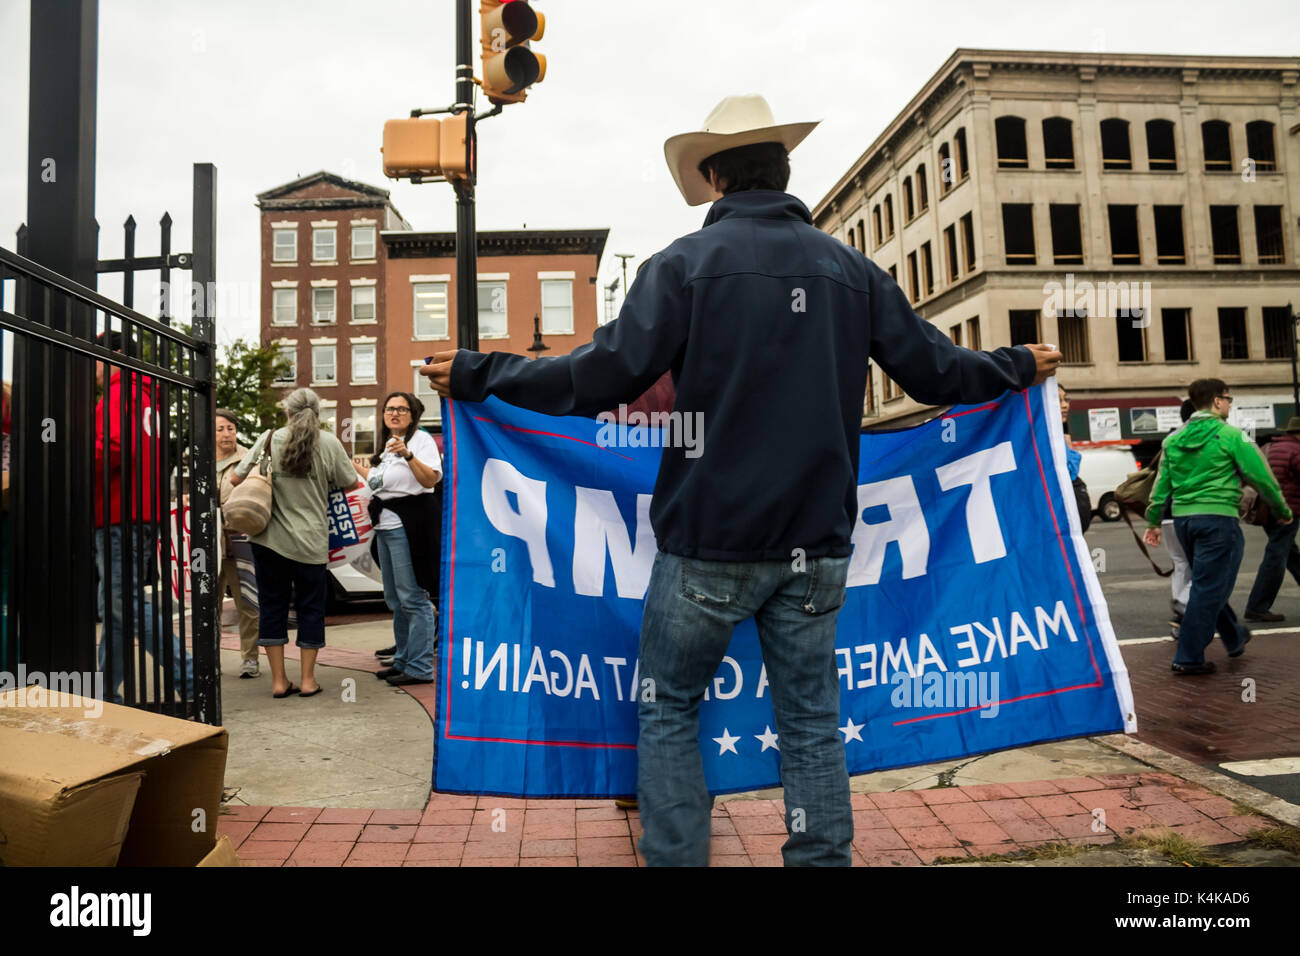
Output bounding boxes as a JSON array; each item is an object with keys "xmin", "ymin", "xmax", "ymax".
[
  {"xmin": 0, "ymin": 687, "xmax": 229, "ymax": 866},
  {"xmin": 197, "ymin": 834, "xmax": 239, "ymax": 867}
]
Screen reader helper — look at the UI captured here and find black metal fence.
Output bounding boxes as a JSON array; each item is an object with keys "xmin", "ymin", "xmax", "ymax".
[{"xmin": 0, "ymin": 164, "xmax": 221, "ymax": 723}]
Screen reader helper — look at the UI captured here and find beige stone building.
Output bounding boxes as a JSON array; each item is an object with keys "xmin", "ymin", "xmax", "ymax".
[{"xmin": 813, "ymin": 49, "xmax": 1300, "ymax": 448}]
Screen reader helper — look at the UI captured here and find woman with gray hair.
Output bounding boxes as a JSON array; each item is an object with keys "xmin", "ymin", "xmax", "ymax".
[{"xmin": 231, "ymin": 388, "xmax": 363, "ymax": 698}]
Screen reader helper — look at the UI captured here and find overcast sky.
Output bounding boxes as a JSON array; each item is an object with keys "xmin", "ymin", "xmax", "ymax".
[{"xmin": 2, "ymin": 0, "xmax": 1297, "ymax": 347}]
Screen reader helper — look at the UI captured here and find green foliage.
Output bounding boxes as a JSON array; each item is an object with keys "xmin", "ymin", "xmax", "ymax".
[{"xmin": 213, "ymin": 338, "xmax": 291, "ymax": 445}]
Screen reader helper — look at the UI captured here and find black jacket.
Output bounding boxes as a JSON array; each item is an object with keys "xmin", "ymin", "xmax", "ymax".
[
  {"xmin": 369, "ymin": 487, "xmax": 442, "ymax": 599},
  {"xmin": 452, "ymin": 190, "xmax": 1036, "ymax": 561}
]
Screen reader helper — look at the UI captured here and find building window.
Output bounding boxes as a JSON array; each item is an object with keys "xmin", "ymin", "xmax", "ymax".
[
  {"xmin": 944, "ymin": 225, "xmax": 959, "ymax": 281},
  {"xmin": 995, "ymin": 116, "xmax": 1028, "ymax": 168},
  {"xmin": 1002, "ymin": 204, "xmax": 1036, "ymax": 264},
  {"xmin": 1162, "ymin": 309, "xmax": 1192, "ymax": 361},
  {"xmin": 1107, "ymin": 205, "xmax": 1141, "ymax": 265},
  {"xmin": 1115, "ymin": 315, "xmax": 1147, "ymax": 362},
  {"xmin": 413, "ymin": 282, "xmax": 449, "ymax": 338},
  {"xmin": 883, "ymin": 196, "xmax": 895, "ymax": 237},
  {"xmin": 1245, "ymin": 120, "xmax": 1277, "ymax": 171},
  {"xmin": 1059, "ymin": 312, "xmax": 1090, "ymax": 363},
  {"xmin": 273, "ymin": 344, "xmax": 296, "ymax": 385},
  {"xmin": 1218, "ymin": 308, "xmax": 1248, "ymax": 359},
  {"xmin": 351, "ymin": 343, "xmax": 377, "ymax": 383},
  {"xmin": 1009, "ymin": 310, "xmax": 1040, "ymax": 346},
  {"xmin": 312, "ymin": 287, "xmax": 336, "ymax": 325},
  {"xmin": 1264, "ymin": 307, "xmax": 1293, "ymax": 359},
  {"xmin": 351, "ymin": 224, "xmax": 376, "ymax": 260},
  {"xmin": 272, "ymin": 288, "xmax": 297, "ymax": 325},
  {"xmin": 1145, "ymin": 119, "xmax": 1178, "ymax": 170},
  {"xmin": 888, "ymin": 264, "xmax": 898, "ymax": 283},
  {"xmin": 311, "ymin": 344, "xmax": 337, "ymax": 384},
  {"xmin": 906, "ymin": 251, "xmax": 919, "ymax": 303},
  {"xmin": 966, "ymin": 317, "xmax": 981, "ymax": 350},
  {"xmin": 352, "ymin": 406, "xmax": 376, "ymax": 457},
  {"xmin": 845, "ymin": 228, "xmax": 855, "ymax": 250},
  {"xmin": 1153, "ymin": 206, "xmax": 1186, "ymax": 264},
  {"xmin": 312, "ymin": 227, "xmax": 336, "ymax": 262},
  {"xmin": 1202, "ymin": 120, "xmax": 1232, "ymax": 171},
  {"xmin": 351, "ymin": 285, "xmax": 376, "ymax": 323},
  {"xmin": 319, "ymin": 403, "xmax": 337, "ymax": 434},
  {"xmin": 938, "ymin": 143, "xmax": 952, "ymax": 192},
  {"xmin": 414, "ymin": 366, "xmax": 442, "ymax": 424},
  {"xmin": 1042, "ymin": 117, "xmax": 1074, "ymax": 169},
  {"xmin": 1255, "ymin": 206, "xmax": 1285, "ymax": 263},
  {"xmin": 915, "ymin": 165, "xmax": 928, "ymax": 212},
  {"xmin": 961, "ymin": 213, "xmax": 976, "ymax": 271},
  {"xmin": 1209, "ymin": 206, "xmax": 1242, "ymax": 264},
  {"xmin": 950, "ymin": 323, "xmax": 963, "ymax": 346},
  {"xmin": 954, "ymin": 128, "xmax": 969, "ymax": 179},
  {"xmin": 1100, "ymin": 119, "xmax": 1132, "ymax": 170},
  {"xmin": 903, "ymin": 179, "xmax": 914, "ymax": 222},
  {"xmin": 1048, "ymin": 204, "xmax": 1083, "ymax": 265},
  {"xmin": 864, "ymin": 366, "xmax": 875, "ymax": 417},
  {"xmin": 272, "ymin": 228, "xmax": 297, "ymax": 263},
  {"xmin": 856, "ymin": 220, "xmax": 866, "ymax": 250},
  {"xmin": 883, "ymin": 371, "xmax": 902, "ymax": 401},
  {"xmin": 478, "ymin": 281, "xmax": 508, "ymax": 338},
  {"xmin": 920, "ymin": 243, "xmax": 934, "ymax": 296},
  {"xmin": 541, "ymin": 279, "xmax": 574, "ymax": 334},
  {"xmin": 872, "ymin": 205, "xmax": 882, "ymax": 245}
]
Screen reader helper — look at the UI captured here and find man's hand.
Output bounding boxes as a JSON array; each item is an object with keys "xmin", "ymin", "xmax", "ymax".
[
  {"xmin": 1144, "ymin": 526, "xmax": 1162, "ymax": 547},
  {"xmin": 1025, "ymin": 344, "xmax": 1064, "ymax": 386},
  {"xmin": 418, "ymin": 350, "xmax": 460, "ymax": 397}
]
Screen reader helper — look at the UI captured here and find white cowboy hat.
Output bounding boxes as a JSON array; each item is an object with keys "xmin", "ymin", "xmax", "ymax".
[{"xmin": 663, "ymin": 94, "xmax": 820, "ymax": 206}]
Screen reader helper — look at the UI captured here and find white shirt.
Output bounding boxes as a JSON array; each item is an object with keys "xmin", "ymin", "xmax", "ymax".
[{"xmin": 369, "ymin": 429, "xmax": 442, "ymax": 530}]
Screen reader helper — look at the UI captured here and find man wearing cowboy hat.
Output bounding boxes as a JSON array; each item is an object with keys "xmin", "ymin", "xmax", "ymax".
[
  {"xmin": 422, "ymin": 94, "xmax": 1062, "ymax": 866},
  {"xmin": 1244, "ymin": 414, "xmax": 1300, "ymax": 621}
]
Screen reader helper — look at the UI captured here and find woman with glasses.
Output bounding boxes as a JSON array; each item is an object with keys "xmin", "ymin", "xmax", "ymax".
[{"xmin": 361, "ymin": 391, "xmax": 442, "ymax": 686}]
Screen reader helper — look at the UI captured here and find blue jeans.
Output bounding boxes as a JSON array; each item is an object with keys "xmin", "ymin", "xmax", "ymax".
[
  {"xmin": 637, "ymin": 551, "xmax": 853, "ymax": 867},
  {"xmin": 1173, "ymin": 515, "xmax": 1250, "ymax": 664},
  {"xmin": 376, "ymin": 526, "xmax": 437, "ymax": 680},
  {"xmin": 95, "ymin": 524, "xmax": 192, "ymax": 704},
  {"xmin": 1245, "ymin": 517, "xmax": 1300, "ymax": 614}
]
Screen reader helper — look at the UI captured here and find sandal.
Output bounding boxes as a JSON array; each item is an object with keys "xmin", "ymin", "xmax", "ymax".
[
  {"xmin": 298, "ymin": 686, "xmax": 323, "ymax": 698},
  {"xmin": 273, "ymin": 683, "xmax": 300, "ymax": 698}
]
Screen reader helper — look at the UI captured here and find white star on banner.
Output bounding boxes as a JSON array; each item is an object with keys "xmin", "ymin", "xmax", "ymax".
[
  {"xmin": 839, "ymin": 717, "xmax": 864, "ymax": 743},
  {"xmin": 755, "ymin": 725, "xmax": 780, "ymax": 752},
  {"xmin": 713, "ymin": 728, "xmax": 740, "ymax": 755}
]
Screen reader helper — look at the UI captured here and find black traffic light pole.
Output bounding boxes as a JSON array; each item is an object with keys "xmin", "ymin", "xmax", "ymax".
[{"xmin": 454, "ymin": 0, "xmax": 478, "ymax": 352}]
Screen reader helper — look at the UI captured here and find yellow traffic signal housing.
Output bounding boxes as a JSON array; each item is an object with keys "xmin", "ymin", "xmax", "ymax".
[
  {"xmin": 381, "ymin": 118, "xmax": 441, "ymax": 178},
  {"xmin": 439, "ymin": 112, "xmax": 471, "ymax": 181},
  {"xmin": 480, "ymin": 0, "xmax": 546, "ymax": 105}
]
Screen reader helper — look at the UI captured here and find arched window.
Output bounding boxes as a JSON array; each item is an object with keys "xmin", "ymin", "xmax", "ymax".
[
  {"xmin": 902, "ymin": 179, "xmax": 914, "ymax": 221},
  {"xmin": 995, "ymin": 116, "xmax": 1028, "ymax": 168},
  {"xmin": 1246, "ymin": 120, "xmax": 1276, "ymax": 171},
  {"xmin": 937, "ymin": 143, "xmax": 952, "ymax": 192},
  {"xmin": 872, "ymin": 205, "xmax": 883, "ymax": 245},
  {"xmin": 1201, "ymin": 120, "xmax": 1232, "ymax": 171},
  {"xmin": 915, "ymin": 164, "xmax": 928, "ymax": 212},
  {"xmin": 1100, "ymin": 119, "xmax": 1132, "ymax": 170},
  {"xmin": 1042, "ymin": 117, "xmax": 1074, "ymax": 169},
  {"xmin": 1145, "ymin": 119, "xmax": 1177, "ymax": 170},
  {"xmin": 954, "ymin": 128, "xmax": 969, "ymax": 178},
  {"xmin": 857, "ymin": 220, "xmax": 866, "ymax": 251},
  {"xmin": 883, "ymin": 195, "xmax": 894, "ymax": 237}
]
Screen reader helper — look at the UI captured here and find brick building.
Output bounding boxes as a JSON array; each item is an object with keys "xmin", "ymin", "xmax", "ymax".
[
  {"xmin": 812, "ymin": 50, "xmax": 1300, "ymax": 450},
  {"xmin": 259, "ymin": 170, "xmax": 607, "ymax": 456}
]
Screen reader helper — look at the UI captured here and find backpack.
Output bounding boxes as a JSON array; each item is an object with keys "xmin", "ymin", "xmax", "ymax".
[{"xmin": 1113, "ymin": 449, "xmax": 1172, "ymax": 577}]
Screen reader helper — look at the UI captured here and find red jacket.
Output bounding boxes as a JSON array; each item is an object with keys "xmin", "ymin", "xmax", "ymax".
[
  {"xmin": 94, "ymin": 369, "xmax": 160, "ymax": 527},
  {"xmin": 1267, "ymin": 433, "xmax": 1300, "ymax": 514}
]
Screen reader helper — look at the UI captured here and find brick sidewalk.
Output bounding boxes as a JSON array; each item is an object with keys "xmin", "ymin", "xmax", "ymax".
[{"xmin": 219, "ymin": 772, "xmax": 1282, "ymax": 867}]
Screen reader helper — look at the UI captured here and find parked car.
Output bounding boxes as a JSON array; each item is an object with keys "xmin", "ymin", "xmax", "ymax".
[{"xmin": 1077, "ymin": 447, "xmax": 1140, "ymax": 521}]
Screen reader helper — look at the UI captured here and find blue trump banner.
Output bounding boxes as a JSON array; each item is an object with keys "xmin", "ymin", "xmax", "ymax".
[{"xmin": 434, "ymin": 381, "xmax": 1135, "ymax": 797}]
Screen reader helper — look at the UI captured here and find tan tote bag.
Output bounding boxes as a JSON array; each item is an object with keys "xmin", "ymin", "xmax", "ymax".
[{"xmin": 223, "ymin": 430, "xmax": 274, "ymax": 535}]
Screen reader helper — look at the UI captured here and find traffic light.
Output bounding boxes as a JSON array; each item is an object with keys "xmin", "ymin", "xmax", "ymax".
[
  {"xmin": 381, "ymin": 113, "xmax": 471, "ymax": 182},
  {"xmin": 480, "ymin": 0, "xmax": 546, "ymax": 105}
]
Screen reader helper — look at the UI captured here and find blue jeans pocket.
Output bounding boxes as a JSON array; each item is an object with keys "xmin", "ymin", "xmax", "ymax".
[
  {"xmin": 678, "ymin": 557, "xmax": 752, "ymax": 610},
  {"xmin": 799, "ymin": 556, "xmax": 850, "ymax": 615}
]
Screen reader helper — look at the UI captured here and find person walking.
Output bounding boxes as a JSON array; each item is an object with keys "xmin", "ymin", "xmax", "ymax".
[
  {"xmin": 420, "ymin": 94, "xmax": 1061, "ymax": 866},
  {"xmin": 230, "ymin": 388, "xmax": 362, "ymax": 698},
  {"xmin": 1244, "ymin": 416, "xmax": 1300, "ymax": 621},
  {"xmin": 1143, "ymin": 379, "xmax": 1292, "ymax": 675},
  {"xmin": 361, "ymin": 391, "xmax": 442, "ymax": 687},
  {"xmin": 215, "ymin": 409, "xmax": 261, "ymax": 677}
]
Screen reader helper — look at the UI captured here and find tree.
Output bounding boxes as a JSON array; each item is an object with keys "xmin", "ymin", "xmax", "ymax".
[{"xmin": 214, "ymin": 338, "xmax": 291, "ymax": 446}]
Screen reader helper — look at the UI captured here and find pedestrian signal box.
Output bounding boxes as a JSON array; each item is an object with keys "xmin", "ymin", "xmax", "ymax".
[{"xmin": 381, "ymin": 113, "xmax": 471, "ymax": 181}]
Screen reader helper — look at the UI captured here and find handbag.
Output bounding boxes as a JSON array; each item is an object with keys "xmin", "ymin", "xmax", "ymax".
[{"xmin": 223, "ymin": 430, "xmax": 274, "ymax": 536}]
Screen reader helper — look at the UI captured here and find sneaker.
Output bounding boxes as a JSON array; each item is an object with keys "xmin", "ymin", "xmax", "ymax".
[
  {"xmin": 386, "ymin": 672, "xmax": 433, "ymax": 685},
  {"xmin": 376, "ymin": 667, "xmax": 402, "ymax": 680},
  {"xmin": 239, "ymin": 660, "xmax": 260, "ymax": 679},
  {"xmin": 1171, "ymin": 661, "xmax": 1216, "ymax": 675},
  {"xmin": 378, "ymin": 656, "xmax": 395, "ymax": 667},
  {"xmin": 374, "ymin": 645, "xmax": 397, "ymax": 658},
  {"xmin": 1244, "ymin": 610, "xmax": 1284, "ymax": 623}
]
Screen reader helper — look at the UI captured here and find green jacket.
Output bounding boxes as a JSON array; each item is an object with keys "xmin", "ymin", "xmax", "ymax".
[{"xmin": 1145, "ymin": 412, "xmax": 1293, "ymax": 526}]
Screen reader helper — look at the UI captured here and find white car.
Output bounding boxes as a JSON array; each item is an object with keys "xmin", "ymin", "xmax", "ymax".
[{"xmin": 1076, "ymin": 447, "xmax": 1140, "ymax": 521}]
